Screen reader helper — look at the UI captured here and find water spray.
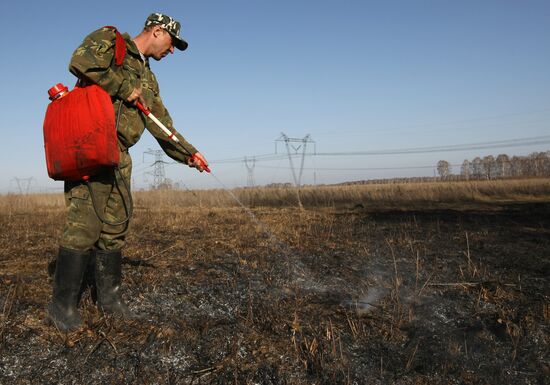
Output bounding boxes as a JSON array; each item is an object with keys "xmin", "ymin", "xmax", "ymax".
[{"xmin": 207, "ymin": 172, "xmax": 291, "ymax": 253}]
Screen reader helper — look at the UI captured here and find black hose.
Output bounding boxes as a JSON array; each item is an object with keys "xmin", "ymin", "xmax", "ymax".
[
  {"xmin": 85, "ymin": 101, "xmax": 133, "ymax": 227},
  {"xmin": 86, "ymin": 168, "xmax": 133, "ymax": 227}
]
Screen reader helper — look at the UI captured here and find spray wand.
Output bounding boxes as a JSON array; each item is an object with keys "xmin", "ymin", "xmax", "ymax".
[{"xmin": 135, "ymin": 101, "xmax": 211, "ymax": 173}]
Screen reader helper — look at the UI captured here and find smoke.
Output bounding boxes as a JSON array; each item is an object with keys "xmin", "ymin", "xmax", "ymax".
[{"xmin": 342, "ymin": 266, "xmax": 393, "ymax": 314}]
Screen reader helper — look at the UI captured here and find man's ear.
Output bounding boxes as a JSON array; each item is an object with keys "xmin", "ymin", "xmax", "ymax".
[{"xmin": 152, "ymin": 25, "xmax": 164, "ymax": 38}]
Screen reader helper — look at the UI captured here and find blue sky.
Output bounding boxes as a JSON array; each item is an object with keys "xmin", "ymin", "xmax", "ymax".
[{"xmin": 1, "ymin": 0, "xmax": 549, "ymax": 192}]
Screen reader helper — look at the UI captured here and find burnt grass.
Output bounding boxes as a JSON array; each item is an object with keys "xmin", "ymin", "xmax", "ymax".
[{"xmin": 0, "ymin": 201, "xmax": 549, "ymax": 384}]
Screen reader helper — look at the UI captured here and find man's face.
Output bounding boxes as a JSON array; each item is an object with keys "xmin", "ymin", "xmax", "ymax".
[{"xmin": 151, "ymin": 27, "xmax": 175, "ymax": 61}]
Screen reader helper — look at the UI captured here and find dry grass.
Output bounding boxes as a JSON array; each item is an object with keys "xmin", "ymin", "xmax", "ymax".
[
  {"xmin": 125, "ymin": 177, "xmax": 550, "ymax": 209},
  {"xmin": 5, "ymin": 177, "xmax": 546, "ymax": 212}
]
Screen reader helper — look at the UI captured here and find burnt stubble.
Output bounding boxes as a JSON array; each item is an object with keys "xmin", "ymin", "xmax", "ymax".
[{"xmin": 0, "ymin": 188, "xmax": 548, "ymax": 384}]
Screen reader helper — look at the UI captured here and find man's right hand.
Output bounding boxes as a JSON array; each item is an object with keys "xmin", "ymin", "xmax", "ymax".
[
  {"xmin": 126, "ymin": 87, "xmax": 146, "ymax": 108},
  {"xmin": 188, "ymin": 152, "xmax": 210, "ymax": 173}
]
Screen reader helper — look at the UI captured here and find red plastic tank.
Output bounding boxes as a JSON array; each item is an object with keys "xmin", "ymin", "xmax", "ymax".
[{"xmin": 43, "ymin": 84, "xmax": 119, "ymax": 181}]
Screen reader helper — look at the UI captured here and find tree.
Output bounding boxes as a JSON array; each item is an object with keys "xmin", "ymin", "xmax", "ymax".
[
  {"xmin": 545, "ymin": 152, "xmax": 550, "ymax": 176},
  {"xmin": 472, "ymin": 157, "xmax": 483, "ymax": 179},
  {"xmin": 529, "ymin": 152, "xmax": 550, "ymax": 177},
  {"xmin": 482, "ymin": 155, "xmax": 496, "ymax": 179},
  {"xmin": 495, "ymin": 154, "xmax": 510, "ymax": 178},
  {"xmin": 437, "ymin": 160, "xmax": 451, "ymax": 179},
  {"xmin": 460, "ymin": 159, "xmax": 471, "ymax": 180},
  {"xmin": 510, "ymin": 156, "xmax": 524, "ymax": 177}
]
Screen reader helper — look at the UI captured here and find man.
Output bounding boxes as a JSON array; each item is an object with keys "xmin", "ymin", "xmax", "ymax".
[{"xmin": 48, "ymin": 13, "xmax": 208, "ymax": 332}]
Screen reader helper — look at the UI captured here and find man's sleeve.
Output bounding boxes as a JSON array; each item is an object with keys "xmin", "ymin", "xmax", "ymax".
[
  {"xmin": 69, "ymin": 28, "xmax": 136, "ymax": 101},
  {"xmin": 146, "ymin": 92, "xmax": 198, "ymax": 164}
]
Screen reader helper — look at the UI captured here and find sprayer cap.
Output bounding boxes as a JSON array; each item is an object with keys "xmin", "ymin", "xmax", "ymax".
[{"xmin": 48, "ymin": 83, "xmax": 69, "ymax": 100}]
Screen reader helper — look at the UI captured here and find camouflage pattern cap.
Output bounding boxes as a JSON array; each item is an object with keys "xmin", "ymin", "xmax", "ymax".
[{"xmin": 145, "ymin": 13, "xmax": 188, "ymax": 51}]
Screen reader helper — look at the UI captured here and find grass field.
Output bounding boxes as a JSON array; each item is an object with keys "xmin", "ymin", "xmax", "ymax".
[
  {"xmin": 0, "ymin": 178, "xmax": 548, "ymax": 384},
  {"xmin": 3, "ymin": 177, "xmax": 550, "ymax": 211}
]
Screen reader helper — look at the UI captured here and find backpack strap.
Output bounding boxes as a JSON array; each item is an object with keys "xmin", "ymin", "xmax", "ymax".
[{"xmin": 103, "ymin": 26, "xmax": 126, "ymax": 66}]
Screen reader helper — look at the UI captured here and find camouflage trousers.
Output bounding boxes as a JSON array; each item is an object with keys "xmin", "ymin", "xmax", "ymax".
[{"xmin": 60, "ymin": 150, "xmax": 132, "ymax": 251}]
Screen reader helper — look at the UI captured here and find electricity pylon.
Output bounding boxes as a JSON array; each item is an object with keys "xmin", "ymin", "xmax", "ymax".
[
  {"xmin": 275, "ymin": 133, "xmax": 316, "ymax": 209},
  {"xmin": 11, "ymin": 177, "xmax": 35, "ymax": 194},
  {"xmin": 275, "ymin": 133, "xmax": 316, "ymax": 188},
  {"xmin": 143, "ymin": 149, "xmax": 168, "ymax": 189},
  {"xmin": 244, "ymin": 156, "xmax": 256, "ymax": 187}
]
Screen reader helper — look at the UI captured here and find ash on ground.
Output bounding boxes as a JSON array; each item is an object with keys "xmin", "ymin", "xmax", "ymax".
[{"xmin": 0, "ymin": 203, "xmax": 548, "ymax": 384}]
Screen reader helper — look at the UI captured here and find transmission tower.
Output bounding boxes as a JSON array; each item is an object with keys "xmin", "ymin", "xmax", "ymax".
[
  {"xmin": 275, "ymin": 133, "xmax": 316, "ymax": 188},
  {"xmin": 244, "ymin": 156, "xmax": 256, "ymax": 187},
  {"xmin": 143, "ymin": 149, "xmax": 168, "ymax": 189},
  {"xmin": 11, "ymin": 177, "xmax": 35, "ymax": 194}
]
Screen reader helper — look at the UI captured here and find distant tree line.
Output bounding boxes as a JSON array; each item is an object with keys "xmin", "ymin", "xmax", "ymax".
[
  {"xmin": 339, "ymin": 176, "xmax": 452, "ymax": 185},
  {"xmin": 437, "ymin": 151, "xmax": 550, "ymax": 179}
]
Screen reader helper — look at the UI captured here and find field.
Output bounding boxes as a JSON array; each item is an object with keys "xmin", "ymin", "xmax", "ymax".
[{"xmin": 0, "ymin": 179, "xmax": 549, "ymax": 384}]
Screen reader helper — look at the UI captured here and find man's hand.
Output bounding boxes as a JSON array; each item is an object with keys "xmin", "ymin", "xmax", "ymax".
[
  {"xmin": 126, "ymin": 87, "xmax": 146, "ymax": 108},
  {"xmin": 188, "ymin": 152, "xmax": 210, "ymax": 173}
]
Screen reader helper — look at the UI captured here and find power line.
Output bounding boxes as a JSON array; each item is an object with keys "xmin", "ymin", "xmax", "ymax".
[
  {"xmin": 210, "ymin": 153, "xmax": 289, "ymax": 164},
  {"xmin": 315, "ymin": 137, "xmax": 550, "ymax": 156},
  {"xmin": 255, "ymin": 164, "xmax": 450, "ymax": 171},
  {"xmin": 208, "ymin": 134, "xmax": 550, "ymax": 164}
]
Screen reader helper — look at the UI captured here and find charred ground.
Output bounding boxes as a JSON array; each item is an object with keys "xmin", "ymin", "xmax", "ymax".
[{"xmin": 0, "ymin": 198, "xmax": 548, "ymax": 384}]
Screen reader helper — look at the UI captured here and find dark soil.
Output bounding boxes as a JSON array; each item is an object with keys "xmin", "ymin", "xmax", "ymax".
[{"xmin": 0, "ymin": 202, "xmax": 548, "ymax": 384}]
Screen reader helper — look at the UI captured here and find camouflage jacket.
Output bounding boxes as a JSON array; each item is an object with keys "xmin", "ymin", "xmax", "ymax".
[{"xmin": 69, "ymin": 27, "xmax": 197, "ymax": 163}]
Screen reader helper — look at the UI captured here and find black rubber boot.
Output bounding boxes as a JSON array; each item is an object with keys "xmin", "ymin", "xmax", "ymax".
[
  {"xmin": 47, "ymin": 247, "xmax": 89, "ymax": 332},
  {"xmin": 48, "ymin": 252, "xmax": 97, "ymax": 304},
  {"xmin": 95, "ymin": 249, "xmax": 138, "ymax": 318}
]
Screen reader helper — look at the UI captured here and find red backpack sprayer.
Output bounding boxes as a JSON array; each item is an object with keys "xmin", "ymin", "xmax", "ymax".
[
  {"xmin": 43, "ymin": 86, "xmax": 209, "ymax": 182},
  {"xmin": 44, "ymin": 83, "xmax": 121, "ymax": 181},
  {"xmin": 43, "ymin": 82, "xmax": 209, "ymax": 179}
]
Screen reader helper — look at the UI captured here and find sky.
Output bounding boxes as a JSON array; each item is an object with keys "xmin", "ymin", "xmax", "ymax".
[{"xmin": 1, "ymin": 0, "xmax": 549, "ymax": 192}]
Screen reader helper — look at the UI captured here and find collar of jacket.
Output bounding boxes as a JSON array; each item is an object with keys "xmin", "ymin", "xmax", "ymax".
[{"xmin": 122, "ymin": 32, "xmax": 146, "ymax": 63}]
